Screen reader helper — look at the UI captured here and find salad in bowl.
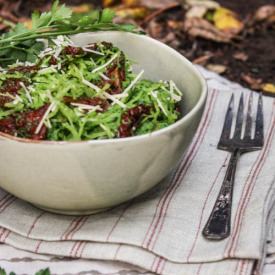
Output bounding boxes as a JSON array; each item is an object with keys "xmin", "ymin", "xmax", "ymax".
[
  {"xmin": 0, "ymin": 2, "xmax": 207, "ymax": 215},
  {"xmin": 0, "ymin": 36, "xmax": 182, "ymax": 141}
]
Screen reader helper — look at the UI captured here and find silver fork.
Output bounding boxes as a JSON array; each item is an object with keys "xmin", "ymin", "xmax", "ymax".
[{"xmin": 202, "ymin": 92, "xmax": 264, "ymax": 240}]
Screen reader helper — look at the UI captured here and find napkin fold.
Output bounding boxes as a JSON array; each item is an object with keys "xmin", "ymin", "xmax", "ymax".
[{"xmin": 0, "ymin": 68, "xmax": 275, "ymax": 275}]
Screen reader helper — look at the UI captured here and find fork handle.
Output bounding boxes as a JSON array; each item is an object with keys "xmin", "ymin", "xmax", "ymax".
[{"xmin": 202, "ymin": 149, "xmax": 240, "ymax": 240}]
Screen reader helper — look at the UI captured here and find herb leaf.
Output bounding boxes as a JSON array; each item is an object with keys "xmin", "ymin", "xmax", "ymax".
[
  {"xmin": 35, "ymin": 268, "xmax": 51, "ymax": 275},
  {"xmin": 0, "ymin": 0, "xmax": 139, "ymax": 67},
  {"xmin": 100, "ymin": 9, "xmax": 116, "ymax": 23}
]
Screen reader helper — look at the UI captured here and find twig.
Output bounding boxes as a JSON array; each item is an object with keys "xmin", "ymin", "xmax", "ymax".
[{"xmin": 141, "ymin": 3, "xmax": 182, "ymax": 26}]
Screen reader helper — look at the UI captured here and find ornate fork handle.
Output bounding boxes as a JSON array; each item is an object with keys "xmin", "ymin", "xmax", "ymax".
[{"xmin": 202, "ymin": 149, "xmax": 240, "ymax": 240}]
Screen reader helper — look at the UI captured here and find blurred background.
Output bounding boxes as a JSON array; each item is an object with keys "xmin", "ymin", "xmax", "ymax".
[{"xmin": 0, "ymin": 0, "xmax": 274, "ymax": 95}]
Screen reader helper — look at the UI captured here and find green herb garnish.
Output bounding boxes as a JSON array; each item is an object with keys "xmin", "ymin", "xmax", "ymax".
[{"xmin": 0, "ymin": 0, "xmax": 138, "ymax": 67}]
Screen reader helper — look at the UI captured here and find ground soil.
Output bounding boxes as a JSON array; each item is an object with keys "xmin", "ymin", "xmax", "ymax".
[
  {"xmin": 218, "ymin": 0, "xmax": 275, "ymax": 17},
  {"xmin": 214, "ymin": 0, "xmax": 275, "ymax": 89},
  {"xmin": 143, "ymin": 0, "xmax": 275, "ymax": 93}
]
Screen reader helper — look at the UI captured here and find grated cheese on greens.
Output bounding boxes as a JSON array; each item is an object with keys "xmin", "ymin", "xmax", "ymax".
[{"xmin": 0, "ymin": 36, "xmax": 182, "ymax": 141}]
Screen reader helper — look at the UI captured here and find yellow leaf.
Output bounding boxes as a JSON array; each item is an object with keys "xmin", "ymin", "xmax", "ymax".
[
  {"xmin": 24, "ymin": 19, "xmax": 32, "ymax": 30},
  {"xmin": 71, "ymin": 4, "xmax": 92, "ymax": 14},
  {"xmin": 115, "ymin": 7, "xmax": 148, "ymax": 19},
  {"xmin": 262, "ymin": 83, "xmax": 275, "ymax": 94},
  {"xmin": 213, "ymin": 7, "xmax": 243, "ymax": 33}
]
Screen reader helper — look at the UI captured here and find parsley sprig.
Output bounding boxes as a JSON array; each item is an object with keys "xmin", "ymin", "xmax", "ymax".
[
  {"xmin": 0, "ymin": 0, "xmax": 138, "ymax": 67},
  {"xmin": 0, "ymin": 267, "xmax": 50, "ymax": 275}
]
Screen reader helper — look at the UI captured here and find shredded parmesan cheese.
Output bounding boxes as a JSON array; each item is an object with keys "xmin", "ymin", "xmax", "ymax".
[
  {"xmin": 99, "ymin": 72, "xmax": 110, "ymax": 81},
  {"xmin": 35, "ymin": 102, "xmax": 56, "ymax": 134},
  {"xmin": 38, "ymin": 47, "xmax": 55, "ymax": 58},
  {"xmin": 20, "ymin": 82, "xmax": 33, "ymax": 104},
  {"xmin": 71, "ymin": 103, "xmax": 102, "ymax": 112},
  {"xmin": 103, "ymin": 92, "xmax": 126, "ymax": 109},
  {"xmin": 82, "ymin": 47, "xmax": 104, "ymax": 56},
  {"xmin": 92, "ymin": 53, "xmax": 119, "ymax": 74},
  {"xmin": 170, "ymin": 80, "xmax": 182, "ymax": 96},
  {"xmin": 151, "ymin": 91, "xmax": 168, "ymax": 117},
  {"xmin": 38, "ymin": 66, "xmax": 58, "ymax": 74},
  {"xmin": 122, "ymin": 70, "xmax": 144, "ymax": 94},
  {"xmin": 112, "ymin": 93, "xmax": 128, "ymax": 99},
  {"xmin": 82, "ymin": 79, "xmax": 101, "ymax": 93},
  {"xmin": 54, "ymin": 46, "xmax": 62, "ymax": 59},
  {"xmin": 100, "ymin": 123, "xmax": 113, "ymax": 137},
  {"xmin": 52, "ymin": 36, "xmax": 67, "ymax": 47},
  {"xmin": 166, "ymin": 81, "xmax": 181, "ymax": 102},
  {"xmin": 12, "ymin": 95, "xmax": 23, "ymax": 105}
]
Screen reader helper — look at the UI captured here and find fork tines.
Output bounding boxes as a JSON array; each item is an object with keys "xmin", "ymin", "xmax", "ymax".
[{"xmin": 218, "ymin": 92, "xmax": 264, "ymax": 152}]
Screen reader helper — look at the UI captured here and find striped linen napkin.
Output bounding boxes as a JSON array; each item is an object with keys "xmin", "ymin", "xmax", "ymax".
[{"xmin": 0, "ymin": 68, "xmax": 275, "ymax": 275}]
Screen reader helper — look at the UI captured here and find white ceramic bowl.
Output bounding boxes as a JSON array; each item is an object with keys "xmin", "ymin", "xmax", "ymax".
[{"xmin": 0, "ymin": 32, "xmax": 207, "ymax": 215}]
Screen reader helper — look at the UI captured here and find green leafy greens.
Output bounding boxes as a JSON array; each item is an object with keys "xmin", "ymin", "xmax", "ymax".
[
  {"xmin": 0, "ymin": 0, "xmax": 138, "ymax": 67},
  {"xmin": 0, "ymin": 39, "xmax": 182, "ymax": 141}
]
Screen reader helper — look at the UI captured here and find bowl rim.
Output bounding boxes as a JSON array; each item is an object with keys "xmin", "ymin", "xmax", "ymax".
[{"xmin": 0, "ymin": 31, "xmax": 208, "ymax": 145}]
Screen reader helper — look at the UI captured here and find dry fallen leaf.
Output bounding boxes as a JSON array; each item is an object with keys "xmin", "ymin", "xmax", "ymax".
[
  {"xmin": 183, "ymin": 17, "xmax": 233, "ymax": 42},
  {"xmin": 185, "ymin": 0, "xmax": 219, "ymax": 9},
  {"xmin": 192, "ymin": 54, "xmax": 213, "ymax": 65},
  {"xmin": 254, "ymin": 5, "xmax": 275, "ymax": 22},
  {"xmin": 139, "ymin": 0, "xmax": 179, "ymax": 9},
  {"xmin": 206, "ymin": 64, "xmax": 227, "ymax": 74},
  {"xmin": 213, "ymin": 7, "xmax": 243, "ymax": 34},
  {"xmin": 185, "ymin": 0, "xmax": 220, "ymax": 19},
  {"xmin": 241, "ymin": 74, "xmax": 263, "ymax": 90},
  {"xmin": 186, "ymin": 5, "xmax": 209, "ymax": 18},
  {"xmin": 233, "ymin": 52, "xmax": 248, "ymax": 62},
  {"xmin": 262, "ymin": 83, "xmax": 275, "ymax": 94}
]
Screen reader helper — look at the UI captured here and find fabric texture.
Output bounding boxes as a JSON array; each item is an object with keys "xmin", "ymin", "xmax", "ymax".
[{"xmin": 0, "ymin": 68, "xmax": 275, "ymax": 275}]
